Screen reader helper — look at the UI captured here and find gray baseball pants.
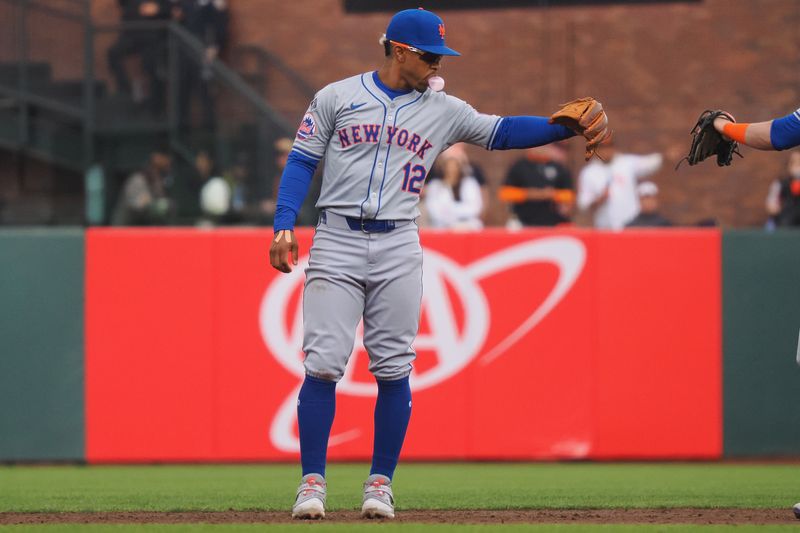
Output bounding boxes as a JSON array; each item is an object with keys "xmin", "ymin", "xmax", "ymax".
[{"xmin": 302, "ymin": 211, "xmax": 423, "ymax": 382}]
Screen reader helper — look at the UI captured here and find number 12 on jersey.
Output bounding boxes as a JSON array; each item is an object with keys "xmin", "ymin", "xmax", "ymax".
[{"xmin": 401, "ymin": 163, "xmax": 427, "ymax": 194}]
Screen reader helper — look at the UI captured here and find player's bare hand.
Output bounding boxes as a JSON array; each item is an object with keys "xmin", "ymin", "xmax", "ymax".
[
  {"xmin": 270, "ymin": 230, "xmax": 298, "ymax": 273},
  {"xmin": 713, "ymin": 112, "xmax": 735, "ymax": 136}
]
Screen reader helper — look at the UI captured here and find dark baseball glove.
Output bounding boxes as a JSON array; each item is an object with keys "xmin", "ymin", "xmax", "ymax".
[{"xmin": 677, "ymin": 110, "xmax": 741, "ymax": 168}]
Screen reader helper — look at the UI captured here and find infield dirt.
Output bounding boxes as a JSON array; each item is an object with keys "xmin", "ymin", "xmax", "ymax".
[{"xmin": 0, "ymin": 509, "xmax": 795, "ymax": 526}]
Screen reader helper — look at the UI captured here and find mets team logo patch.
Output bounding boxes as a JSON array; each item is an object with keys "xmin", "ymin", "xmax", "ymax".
[{"xmin": 296, "ymin": 113, "xmax": 317, "ymax": 140}]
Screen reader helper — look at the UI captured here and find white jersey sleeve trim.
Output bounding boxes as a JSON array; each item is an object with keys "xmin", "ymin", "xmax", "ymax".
[
  {"xmin": 486, "ymin": 116, "xmax": 503, "ymax": 150},
  {"xmin": 292, "ymin": 146, "xmax": 323, "ymax": 161}
]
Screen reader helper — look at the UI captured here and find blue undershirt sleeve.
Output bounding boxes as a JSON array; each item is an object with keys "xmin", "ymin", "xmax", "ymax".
[
  {"xmin": 273, "ymin": 150, "xmax": 320, "ymax": 231},
  {"xmin": 490, "ymin": 116, "xmax": 576, "ymax": 151},
  {"xmin": 770, "ymin": 110, "xmax": 800, "ymax": 151}
]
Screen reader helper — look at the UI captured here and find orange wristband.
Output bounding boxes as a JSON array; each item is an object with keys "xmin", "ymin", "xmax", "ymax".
[{"xmin": 722, "ymin": 122, "xmax": 749, "ymax": 144}]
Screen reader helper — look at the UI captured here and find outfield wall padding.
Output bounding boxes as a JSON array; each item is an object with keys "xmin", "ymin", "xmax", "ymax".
[
  {"xmin": 3, "ymin": 227, "xmax": 798, "ymax": 462},
  {"xmin": 85, "ymin": 228, "xmax": 721, "ymax": 462},
  {"xmin": 722, "ymin": 230, "xmax": 800, "ymax": 456},
  {"xmin": 0, "ymin": 229, "xmax": 85, "ymax": 460}
]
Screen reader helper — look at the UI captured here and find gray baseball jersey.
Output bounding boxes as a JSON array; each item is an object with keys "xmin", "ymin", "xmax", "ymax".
[
  {"xmin": 295, "ymin": 71, "xmax": 500, "ymax": 382},
  {"xmin": 292, "ymin": 72, "xmax": 501, "ymax": 220}
]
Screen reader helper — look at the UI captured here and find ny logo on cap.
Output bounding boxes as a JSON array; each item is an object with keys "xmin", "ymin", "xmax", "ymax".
[{"xmin": 438, "ymin": 23, "xmax": 445, "ymax": 38}]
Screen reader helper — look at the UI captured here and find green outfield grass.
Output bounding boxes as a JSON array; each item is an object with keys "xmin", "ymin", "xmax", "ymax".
[{"xmin": 0, "ymin": 463, "xmax": 798, "ymax": 512}]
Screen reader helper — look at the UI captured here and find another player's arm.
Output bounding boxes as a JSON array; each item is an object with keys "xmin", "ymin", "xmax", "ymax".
[{"xmin": 714, "ymin": 109, "xmax": 800, "ymax": 151}]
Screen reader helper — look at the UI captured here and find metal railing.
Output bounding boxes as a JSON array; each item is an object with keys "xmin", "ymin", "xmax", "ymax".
[
  {"xmin": 0, "ymin": 0, "xmax": 303, "ymax": 224},
  {"xmin": 0, "ymin": 0, "xmax": 90, "ymax": 169}
]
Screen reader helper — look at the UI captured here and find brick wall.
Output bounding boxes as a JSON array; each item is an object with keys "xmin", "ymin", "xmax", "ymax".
[{"xmin": 90, "ymin": 0, "xmax": 800, "ymax": 227}]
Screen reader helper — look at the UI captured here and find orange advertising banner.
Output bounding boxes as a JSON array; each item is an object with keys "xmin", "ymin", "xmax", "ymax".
[{"xmin": 85, "ymin": 228, "xmax": 721, "ymax": 462}]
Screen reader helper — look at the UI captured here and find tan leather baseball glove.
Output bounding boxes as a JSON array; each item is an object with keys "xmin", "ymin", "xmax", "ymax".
[{"xmin": 549, "ymin": 97, "xmax": 612, "ymax": 160}]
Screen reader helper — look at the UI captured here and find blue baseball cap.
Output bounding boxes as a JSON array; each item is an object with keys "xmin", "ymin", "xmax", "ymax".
[{"xmin": 386, "ymin": 8, "xmax": 460, "ymax": 57}]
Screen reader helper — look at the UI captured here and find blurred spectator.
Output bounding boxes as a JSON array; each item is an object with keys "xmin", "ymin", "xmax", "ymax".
[
  {"xmin": 172, "ymin": 0, "xmax": 230, "ymax": 131},
  {"xmin": 765, "ymin": 150, "xmax": 800, "ymax": 228},
  {"xmin": 194, "ymin": 149, "xmax": 215, "ymax": 183},
  {"xmin": 224, "ymin": 151, "xmax": 252, "ymax": 221},
  {"xmin": 107, "ymin": 0, "xmax": 171, "ymax": 112},
  {"xmin": 625, "ymin": 181, "xmax": 672, "ymax": 228},
  {"xmin": 426, "ymin": 143, "xmax": 488, "ymax": 222},
  {"xmin": 164, "ymin": 148, "xmax": 215, "ymax": 222},
  {"xmin": 111, "ymin": 147, "xmax": 174, "ymax": 225},
  {"xmin": 499, "ymin": 143, "xmax": 574, "ymax": 227},
  {"xmin": 199, "ymin": 176, "xmax": 231, "ymax": 222},
  {"xmin": 577, "ymin": 140, "xmax": 663, "ymax": 230},
  {"xmin": 424, "ymin": 152, "xmax": 483, "ymax": 230},
  {"xmin": 212, "ymin": 150, "xmax": 266, "ymax": 225},
  {"xmin": 188, "ymin": 149, "xmax": 217, "ymax": 215},
  {"xmin": 195, "ymin": 150, "xmax": 266, "ymax": 226}
]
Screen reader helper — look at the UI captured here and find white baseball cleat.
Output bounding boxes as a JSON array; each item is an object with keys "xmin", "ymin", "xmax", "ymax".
[
  {"xmin": 361, "ymin": 474, "xmax": 395, "ymax": 519},
  {"xmin": 292, "ymin": 474, "xmax": 326, "ymax": 519},
  {"xmin": 793, "ymin": 502, "xmax": 800, "ymax": 519}
]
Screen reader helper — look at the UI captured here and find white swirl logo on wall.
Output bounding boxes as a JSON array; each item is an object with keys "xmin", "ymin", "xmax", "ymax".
[{"xmin": 259, "ymin": 236, "xmax": 586, "ymax": 452}]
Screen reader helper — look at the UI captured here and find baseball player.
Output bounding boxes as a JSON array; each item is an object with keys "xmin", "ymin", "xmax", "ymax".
[
  {"xmin": 713, "ymin": 108, "xmax": 800, "ymax": 150},
  {"xmin": 269, "ymin": 8, "xmax": 609, "ymax": 520},
  {"xmin": 710, "ymin": 107, "xmax": 800, "ymax": 522}
]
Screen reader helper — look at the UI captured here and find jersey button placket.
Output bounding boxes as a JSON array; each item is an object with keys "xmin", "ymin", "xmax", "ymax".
[{"xmin": 368, "ymin": 99, "xmax": 392, "ymax": 218}]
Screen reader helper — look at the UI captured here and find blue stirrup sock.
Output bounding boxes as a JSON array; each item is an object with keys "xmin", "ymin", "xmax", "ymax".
[
  {"xmin": 370, "ymin": 376, "xmax": 412, "ymax": 479},
  {"xmin": 297, "ymin": 374, "xmax": 337, "ymax": 477}
]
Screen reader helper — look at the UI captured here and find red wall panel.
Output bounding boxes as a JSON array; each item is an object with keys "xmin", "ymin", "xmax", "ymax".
[
  {"xmin": 591, "ymin": 231, "xmax": 722, "ymax": 458},
  {"xmin": 85, "ymin": 229, "xmax": 218, "ymax": 461},
  {"xmin": 85, "ymin": 228, "xmax": 721, "ymax": 462}
]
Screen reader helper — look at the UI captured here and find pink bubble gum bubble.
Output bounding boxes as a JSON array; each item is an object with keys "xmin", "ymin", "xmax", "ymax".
[{"xmin": 428, "ymin": 76, "xmax": 445, "ymax": 92}]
